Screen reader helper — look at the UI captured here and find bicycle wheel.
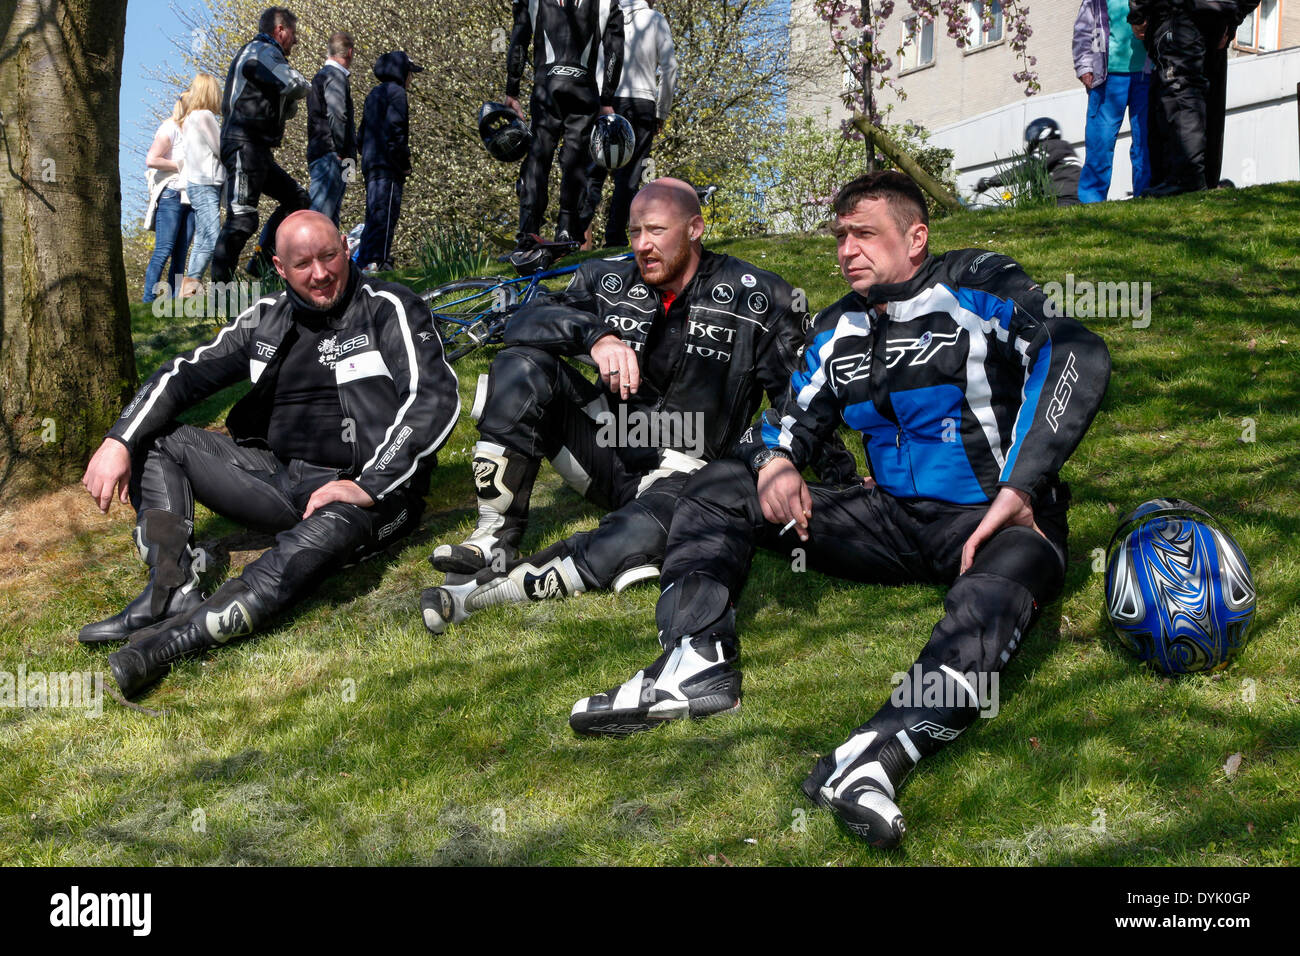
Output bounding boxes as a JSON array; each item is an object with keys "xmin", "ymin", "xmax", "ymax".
[{"xmin": 420, "ymin": 277, "xmax": 519, "ymax": 361}]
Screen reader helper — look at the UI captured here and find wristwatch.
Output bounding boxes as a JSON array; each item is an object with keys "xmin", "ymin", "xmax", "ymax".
[{"xmin": 751, "ymin": 447, "xmax": 793, "ymax": 472}]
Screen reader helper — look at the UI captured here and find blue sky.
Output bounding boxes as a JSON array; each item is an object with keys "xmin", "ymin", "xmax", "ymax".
[{"xmin": 119, "ymin": 0, "xmax": 200, "ymax": 223}]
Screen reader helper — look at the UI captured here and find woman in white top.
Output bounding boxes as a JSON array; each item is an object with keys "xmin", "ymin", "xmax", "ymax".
[
  {"xmin": 176, "ymin": 74, "xmax": 226, "ymax": 296},
  {"xmin": 142, "ymin": 83, "xmax": 197, "ymax": 303}
]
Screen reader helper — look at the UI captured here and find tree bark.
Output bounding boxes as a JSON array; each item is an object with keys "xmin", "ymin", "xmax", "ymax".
[{"xmin": 0, "ymin": 0, "xmax": 136, "ymax": 502}]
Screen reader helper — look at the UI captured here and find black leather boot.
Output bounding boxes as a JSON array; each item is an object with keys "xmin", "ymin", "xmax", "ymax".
[
  {"xmin": 108, "ymin": 580, "xmax": 269, "ymax": 698},
  {"xmin": 79, "ymin": 509, "xmax": 205, "ymax": 644}
]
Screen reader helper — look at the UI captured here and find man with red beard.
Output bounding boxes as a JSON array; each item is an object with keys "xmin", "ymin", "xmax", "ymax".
[
  {"xmin": 422, "ymin": 178, "xmax": 856, "ymax": 635},
  {"xmin": 81, "ymin": 210, "xmax": 460, "ymax": 697}
]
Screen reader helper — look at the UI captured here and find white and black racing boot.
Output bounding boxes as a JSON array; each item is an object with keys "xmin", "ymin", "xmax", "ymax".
[
  {"xmin": 79, "ymin": 509, "xmax": 206, "ymax": 644},
  {"xmin": 801, "ymin": 729, "xmax": 915, "ymax": 849},
  {"xmin": 569, "ymin": 611, "xmax": 741, "ymax": 736},
  {"xmin": 108, "ymin": 580, "xmax": 270, "ymax": 698},
  {"xmin": 422, "ymin": 542, "xmax": 586, "ymax": 635},
  {"xmin": 430, "ymin": 442, "xmax": 539, "ymax": 577},
  {"xmin": 801, "ymin": 662, "xmax": 982, "ymax": 848}
]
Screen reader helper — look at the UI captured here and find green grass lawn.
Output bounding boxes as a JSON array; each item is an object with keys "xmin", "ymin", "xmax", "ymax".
[{"xmin": 1, "ymin": 185, "xmax": 1297, "ymax": 865}]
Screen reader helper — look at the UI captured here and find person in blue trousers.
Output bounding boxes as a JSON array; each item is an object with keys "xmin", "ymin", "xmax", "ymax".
[{"xmin": 1073, "ymin": 0, "xmax": 1151, "ymax": 201}]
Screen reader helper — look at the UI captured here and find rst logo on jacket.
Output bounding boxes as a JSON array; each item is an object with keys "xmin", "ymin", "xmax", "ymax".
[
  {"xmin": 828, "ymin": 351, "xmax": 872, "ymax": 389},
  {"xmin": 1044, "ymin": 352, "xmax": 1079, "ymax": 432},
  {"xmin": 884, "ymin": 330, "xmax": 961, "ymax": 368},
  {"xmin": 601, "ymin": 273, "xmax": 624, "ymax": 294}
]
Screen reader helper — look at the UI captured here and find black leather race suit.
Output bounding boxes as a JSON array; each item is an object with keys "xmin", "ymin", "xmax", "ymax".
[{"xmin": 507, "ymin": 0, "xmax": 625, "ymax": 240}]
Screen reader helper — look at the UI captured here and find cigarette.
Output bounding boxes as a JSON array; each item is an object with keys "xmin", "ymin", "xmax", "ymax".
[{"xmin": 780, "ymin": 518, "xmax": 797, "ymax": 535}]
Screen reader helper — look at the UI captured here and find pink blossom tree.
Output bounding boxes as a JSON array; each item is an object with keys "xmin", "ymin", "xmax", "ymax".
[{"xmin": 813, "ymin": 1, "xmax": 1039, "ymax": 167}]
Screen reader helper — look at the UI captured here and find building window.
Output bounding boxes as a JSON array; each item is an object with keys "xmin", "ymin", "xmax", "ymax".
[
  {"xmin": 1236, "ymin": 0, "xmax": 1279, "ymax": 51},
  {"xmin": 967, "ymin": 1, "xmax": 1003, "ymax": 47},
  {"xmin": 901, "ymin": 16, "xmax": 935, "ymax": 71}
]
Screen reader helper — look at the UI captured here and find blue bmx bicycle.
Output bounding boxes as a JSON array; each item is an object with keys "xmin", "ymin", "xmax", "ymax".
[{"xmin": 419, "ymin": 238, "xmax": 632, "ymax": 363}]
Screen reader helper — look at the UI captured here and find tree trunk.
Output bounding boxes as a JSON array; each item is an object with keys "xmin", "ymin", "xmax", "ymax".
[
  {"xmin": 0, "ymin": 0, "xmax": 136, "ymax": 502},
  {"xmin": 862, "ymin": 1, "xmax": 875, "ymax": 173}
]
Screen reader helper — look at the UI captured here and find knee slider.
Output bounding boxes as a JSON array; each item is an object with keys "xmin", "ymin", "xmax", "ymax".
[
  {"xmin": 968, "ymin": 524, "xmax": 1064, "ymax": 608},
  {"xmin": 569, "ymin": 500, "xmax": 669, "ymax": 591}
]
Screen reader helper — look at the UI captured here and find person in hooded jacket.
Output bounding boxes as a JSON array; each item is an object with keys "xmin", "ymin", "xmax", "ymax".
[
  {"xmin": 357, "ymin": 50, "xmax": 423, "ymax": 273},
  {"xmin": 579, "ymin": 0, "xmax": 677, "ymax": 250}
]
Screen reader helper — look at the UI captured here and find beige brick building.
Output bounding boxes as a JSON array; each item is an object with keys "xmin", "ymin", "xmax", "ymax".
[{"xmin": 789, "ymin": 0, "xmax": 1299, "ymax": 132}]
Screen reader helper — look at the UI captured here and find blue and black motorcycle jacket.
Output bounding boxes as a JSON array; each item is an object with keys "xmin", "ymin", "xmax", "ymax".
[{"xmin": 737, "ymin": 248, "xmax": 1111, "ymax": 506}]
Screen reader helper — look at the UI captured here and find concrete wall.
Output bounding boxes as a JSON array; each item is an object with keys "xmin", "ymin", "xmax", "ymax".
[{"xmin": 787, "ymin": 2, "xmax": 1300, "ymax": 202}]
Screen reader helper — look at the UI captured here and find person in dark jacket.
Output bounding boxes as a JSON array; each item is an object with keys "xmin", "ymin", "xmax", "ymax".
[
  {"xmin": 79, "ymin": 210, "xmax": 460, "ymax": 698},
  {"xmin": 306, "ymin": 31, "xmax": 357, "ymax": 226},
  {"xmin": 977, "ymin": 118, "xmax": 1082, "ymax": 206},
  {"xmin": 356, "ymin": 50, "xmax": 422, "ymax": 272},
  {"xmin": 566, "ymin": 172, "xmax": 1111, "ymax": 851},
  {"xmin": 504, "ymin": 0, "xmax": 624, "ymax": 271},
  {"xmin": 420, "ymin": 178, "xmax": 858, "ymax": 635},
  {"xmin": 1128, "ymin": 0, "xmax": 1260, "ymax": 195},
  {"xmin": 211, "ymin": 7, "xmax": 312, "ymax": 281}
]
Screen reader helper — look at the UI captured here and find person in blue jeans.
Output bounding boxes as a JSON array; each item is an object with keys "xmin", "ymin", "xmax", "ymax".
[
  {"xmin": 143, "ymin": 102, "xmax": 196, "ymax": 302},
  {"xmin": 144, "ymin": 191, "xmax": 196, "ymax": 302},
  {"xmin": 1073, "ymin": 0, "xmax": 1151, "ymax": 202},
  {"xmin": 178, "ymin": 73, "xmax": 226, "ymax": 295},
  {"xmin": 307, "ymin": 31, "xmax": 357, "ymax": 226}
]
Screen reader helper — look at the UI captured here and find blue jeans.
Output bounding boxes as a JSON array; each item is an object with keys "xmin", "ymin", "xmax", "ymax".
[
  {"xmin": 309, "ymin": 154, "xmax": 347, "ymax": 226},
  {"xmin": 1079, "ymin": 72, "xmax": 1151, "ymax": 202},
  {"xmin": 184, "ymin": 183, "xmax": 222, "ymax": 280},
  {"xmin": 143, "ymin": 189, "xmax": 195, "ymax": 301}
]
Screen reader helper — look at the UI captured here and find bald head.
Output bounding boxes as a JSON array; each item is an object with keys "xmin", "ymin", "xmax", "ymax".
[
  {"xmin": 273, "ymin": 210, "xmax": 351, "ymax": 310},
  {"xmin": 276, "ymin": 209, "xmax": 346, "ymax": 258},
  {"xmin": 628, "ymin": 177, "xmax": 706, "ymax": 295},
  {"xmin": 630, "ymin": 177, "xmax": 702, "ymax": 222}
]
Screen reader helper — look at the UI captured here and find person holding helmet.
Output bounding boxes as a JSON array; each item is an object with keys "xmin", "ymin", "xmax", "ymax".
[
  {"xmin": 976, "ymin": 118, "xmax": 1082, "ymax": 207},
  {"xmin": 420, "ymin": 178, "xmax": 857, "ymax": 636},
  {"xmin": 566, "ymin": 171, "xmax": 1110, "ymax": 849},
  {"xmin": 210, "ymin": 7, "xmax": 311, "ymax": 282},
  {"xmin": 580, "ymin": 0, "xmax": 678, "ymax": 250},
  {"xmin": 503, "ymin": 0, "xmax": 625, "ymax": 272}
]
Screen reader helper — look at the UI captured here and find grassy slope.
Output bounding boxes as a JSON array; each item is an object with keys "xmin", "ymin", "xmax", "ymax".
[{"xmin": 1, "ymin": 185, "xmax": 1297, "ymax": 865}]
